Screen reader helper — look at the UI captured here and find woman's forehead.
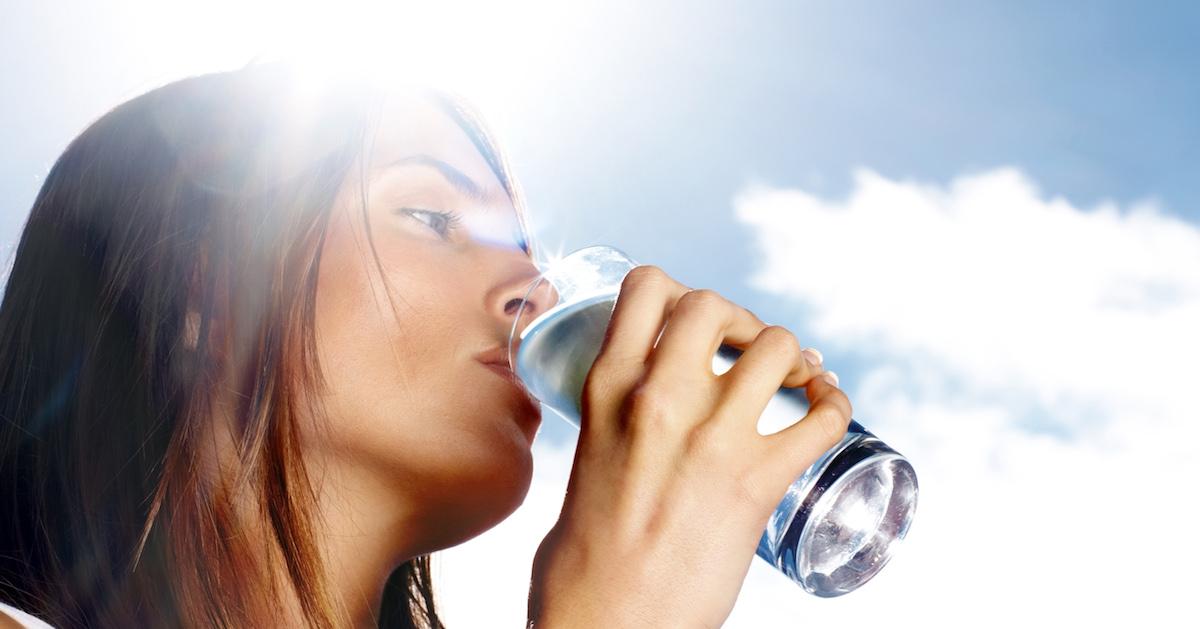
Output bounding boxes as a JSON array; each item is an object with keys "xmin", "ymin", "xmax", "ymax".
[{"xmin": 367, "ymin": 94, "xmax": 507, "ymax": 200}]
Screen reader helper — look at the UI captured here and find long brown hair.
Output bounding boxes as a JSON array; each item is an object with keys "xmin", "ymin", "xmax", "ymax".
[{"xmin": 0, "ymin": 63, "xmax": 525, "ymax": 627}]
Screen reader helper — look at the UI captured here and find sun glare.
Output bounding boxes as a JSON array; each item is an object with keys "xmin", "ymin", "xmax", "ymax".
[
  {"xmin": 110, "ymin": 0, "xmax": 603, "ymax": 133},
  {"xmin": 112, "ymin": 0, "xmax": 595, "ymax": 282},
  {"xmin": 246, "ymin": 0, "xmax": 589, "ymax": 118},
  {"xmin": 244, "ymin": 0, "xmax": 596, "ymax": 268}
]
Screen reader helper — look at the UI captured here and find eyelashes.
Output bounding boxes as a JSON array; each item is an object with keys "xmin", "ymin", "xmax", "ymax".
[
  {"xmin": 395, "ymin": 207, "xmax": 532, "ymax": 255},
  {"xmin": 395, "ymin": 208, "xmax": 463, "ymax": 240}
]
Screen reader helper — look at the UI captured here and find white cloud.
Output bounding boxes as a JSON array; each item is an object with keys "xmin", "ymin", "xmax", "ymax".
[
  {"xmin": 737, "ymin": 168, "xmax": 1199, "ymax": 449},
  {"xmin": 725, "ymin": 168, "xmax": 1198, "ymax": 627},
  {"xmin": 435, "ymin": 168, "xmax": 1197, "ymax": 627}
]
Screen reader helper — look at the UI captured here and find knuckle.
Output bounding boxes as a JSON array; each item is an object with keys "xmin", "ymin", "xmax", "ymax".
[
  {"xmin": 624, "ymin": 383, "xmax": 674, "ymax": 434},
  {"xmin": 756, "ymin": 325, "xmax": 801, "ymax": 361},
  {"xmin": 622, "ymin": 264, "xmax": 668, "ymax": 292},
  {"xmin": 678, "ymin": 288, "xmax": 726, "ymax": 313},
  {"xmin": 685, "ymin": 421, "xmax": 729, "ymax": 459}
]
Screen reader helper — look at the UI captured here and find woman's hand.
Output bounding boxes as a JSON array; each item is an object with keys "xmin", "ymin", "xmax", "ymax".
[{"xmin": 527, "ymin": 265, "xmax": 852, "ymax": 628}]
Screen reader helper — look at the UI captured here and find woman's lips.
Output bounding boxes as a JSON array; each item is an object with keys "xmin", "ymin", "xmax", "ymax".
[
  {"xmin": 477, "ymin": 359, "xmax": 542, "ymax": 432},
  {"xmin": 473, "ymin": 345, "xmax": 513, "ymax": 371},
  {"xmin": 474, "ymin": 346, "xmax": 533, "ymax": 396},
  {"xmin": 482, "ymin": 360, "xmax": 515, "ymax": 380}
]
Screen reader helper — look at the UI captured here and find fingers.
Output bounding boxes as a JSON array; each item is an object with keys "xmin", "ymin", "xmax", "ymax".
[
  {"xmin": 717, "ymin": 325, "xmax": 825, "ymax": 422},
  {"xmin": 763, "ymin": 372, "xmax": 853, "ymax": 481},
  {"xmin": 593, "ymin": 265, "xmax": 691, "ymax": 367},
  {"xmin": 647, "ymin": 289, "xmax": 768, "ymax": 382},
  {"xmin": 583, "ymin": 266, "xmax": 690, "ymax": 430}
]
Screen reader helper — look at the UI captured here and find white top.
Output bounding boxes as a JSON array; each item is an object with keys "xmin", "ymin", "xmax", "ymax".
[{"xmin": 0, "ymin": 602, "xmax": 53, "ymax": 629}]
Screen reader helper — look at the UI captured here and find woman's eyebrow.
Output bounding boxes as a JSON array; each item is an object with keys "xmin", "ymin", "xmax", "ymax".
[{"xmin": 372, "ymin": 154, "xmax": 488, "ymax": 202}]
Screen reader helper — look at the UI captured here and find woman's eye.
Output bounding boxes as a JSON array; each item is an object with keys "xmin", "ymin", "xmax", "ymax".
[{"xmin": 395, "ymin": 208, "xmax": 463, "ymax": 239}]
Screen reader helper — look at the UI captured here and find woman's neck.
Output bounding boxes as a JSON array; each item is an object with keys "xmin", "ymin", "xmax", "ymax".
[{"xmin": 312, "ymin": 460, "xmax": 424, "ymax": 628}]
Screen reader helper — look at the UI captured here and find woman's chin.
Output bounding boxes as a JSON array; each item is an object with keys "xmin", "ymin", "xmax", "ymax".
[
  {"xmin": 417, "ymin": 453, "xmax": 534, "ymax": 552},
  {"xmin": 473, "ymin": 453, "xmax": 534, "ymax": 530}
]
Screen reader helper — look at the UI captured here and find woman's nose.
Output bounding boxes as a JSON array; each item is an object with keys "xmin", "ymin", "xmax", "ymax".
[{"xmin": 487, "ymin": 264, "xmax": 559, "ymax": 337}]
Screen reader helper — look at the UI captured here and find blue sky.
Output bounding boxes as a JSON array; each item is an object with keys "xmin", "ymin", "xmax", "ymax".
[
  {"xmin": 6, "ymin": 2, "xmax": 1200, "ymax": 254},
  {"xmin": 4, "ymin": 2, "xmax": 1198, "ymax": 285},
  {"xmin": 3, "ymin": 1, "xmax": 1197, "ymax": 626},
  {"xmin": 507, "ymin": 0, "xmax": 1200, "ymax": 241}
]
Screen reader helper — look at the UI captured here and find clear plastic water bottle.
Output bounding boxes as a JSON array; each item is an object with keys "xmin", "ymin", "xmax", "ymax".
[{"xmin": 508, "ymin": 245, "xmax": 917, "ymax": 597}]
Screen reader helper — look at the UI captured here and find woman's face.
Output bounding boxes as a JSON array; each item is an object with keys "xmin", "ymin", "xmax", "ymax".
[{"xmin": 308, "ymin": 94, "xmax": 552, "ymax": 551}]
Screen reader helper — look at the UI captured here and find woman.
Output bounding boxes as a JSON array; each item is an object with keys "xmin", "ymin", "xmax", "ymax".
[{"xmin": 0, "ymin": 63, "xmax": 849, "ymax": 628}]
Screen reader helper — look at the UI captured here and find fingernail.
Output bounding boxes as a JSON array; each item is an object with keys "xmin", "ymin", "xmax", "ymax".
[
  {"xmin": 802, "ymin": 348, "xmax": 823, "ymax": 367},
  {"xmin": 821, "ymin": 371, "xmax": 839, "ymax": 387}
]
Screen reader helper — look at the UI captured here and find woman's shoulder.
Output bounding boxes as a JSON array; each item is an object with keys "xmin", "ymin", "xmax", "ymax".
[{"xmin": 0, "ymin": 602, "xmax": 53, "ymax": 629}]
